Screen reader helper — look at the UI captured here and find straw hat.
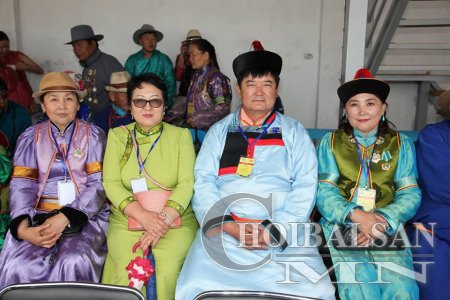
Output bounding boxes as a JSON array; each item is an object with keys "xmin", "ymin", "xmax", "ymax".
[
  {"xmin": 133, "ymin": 24, "xmax": 163, "ymax": 45},
  {"xmin": 437, "ymin": 89, "xmax": 450, "ymax": 117},
  {"xmin": 183, "ymin": 29, "xmax": 202, "ymax": 44},
  {"xmin": 32, "ymin": 72, "xmax": 86, "ymax": 101},
  {"xmin": 105, "ymin": 71, "xmax": 130, "ymax": 93}
]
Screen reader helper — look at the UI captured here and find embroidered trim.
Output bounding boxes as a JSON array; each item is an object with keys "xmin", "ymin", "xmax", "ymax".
[
  {"xmin": 86, "ymin": 161, "xmax": 103, "ymax": 175},
  {"xmin": 119, "ymin": 196, "xmax": 136, "ymax": 213},
  {"xmin": 37, "ymin": 201, "xmax": 62, "ymax": 211},
  {"xmin": 394, "ymin": 177, "xmax": 418, "ymax": 191},
  {"xmin": 135, "ymin": 123, "xmax": 162, "ymax": 136},
  {"xmin": 318, "ymin": 172, "xmax": 339, "ymax": 184},
  {"xmin": 166, "ymin": 200, "xmax": 185, "ymax": 215},
  {"xmin": 12, "ymin": 166, "xmax": 38, "ymax": 180},
  {"xmin": 120, "ymin": 134, "xmax": 133, "ymax": 169},
  {"xmin": 318, "ymin": 179, "xmax": 338, "ymax": 187},
  {"xmin": 396, "ymin": 184, "xmax": 418, "ymax": 192}
]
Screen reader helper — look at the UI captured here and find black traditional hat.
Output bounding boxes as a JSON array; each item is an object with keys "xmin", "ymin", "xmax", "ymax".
[
  {"xmin": 232, "ymin": 50, "xmax": 282, "ymax": 78},
  {"xmin": 337, "ymin": 68, "xmax": 390, "ymax": 104}
]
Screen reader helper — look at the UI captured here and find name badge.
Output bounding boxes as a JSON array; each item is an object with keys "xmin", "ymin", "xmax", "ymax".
[
  {"xmin": 236, "ymin": 157, "xmax": 255, "ymax": 177},
  {"xmin": 356, "ymin": 187, "xmax": 376, "ymax": 212},
  {"xmin": 58, "ymin": 180, "xmax": 76, "ymax": 206},
  {"xmin": 131, "ymin": 177, "xmax": 148, "ymax": 193}
]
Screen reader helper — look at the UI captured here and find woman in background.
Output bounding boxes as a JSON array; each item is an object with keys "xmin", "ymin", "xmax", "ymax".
[
  {"xmin": 165, "ymin": 39, "xmax": 231, "ymax": 147},
  {"xmin": 0, "ymin": 31, "xmax": 43, "ymax": 110}
]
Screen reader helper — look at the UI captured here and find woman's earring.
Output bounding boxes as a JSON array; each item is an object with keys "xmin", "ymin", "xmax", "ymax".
[
  {"xmin": 131, "ymin": 113, "xmax": 134, "ymax": 120},
  {"xmin": 382, "ymin": 115, "xmax": 386, "ymax": 122}
]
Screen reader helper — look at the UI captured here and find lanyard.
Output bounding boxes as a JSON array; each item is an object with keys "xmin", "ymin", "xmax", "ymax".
[
  {"xmin": 134, "ymin": 126, "xmax": 163, "ymax": 177},
  {"xmin": 354, "ymin": 137, "xmax": 377, "ymax": 189},
  {"xmin": 237, "ymin": 116, "xmax": 275, "ymax": 157},
  {"xmin": 50, "ymin": 122, "xmax": 76, "ymax": 180}
]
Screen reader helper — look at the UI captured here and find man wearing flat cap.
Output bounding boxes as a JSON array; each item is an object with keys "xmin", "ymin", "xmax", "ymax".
[
  {"xmin": 176, "ymin": 49, "xmax": 335, "ymax": 299},
  {"xmin": 125, "ymin": 24, "xmax": 176, "ymax": 107},
  {"xmin": 67, "ymin": 24, "xmax": 124, "ymax": 122}
]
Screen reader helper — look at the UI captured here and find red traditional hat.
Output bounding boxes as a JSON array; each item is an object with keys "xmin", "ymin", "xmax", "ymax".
[{"xmin": 337, "ymin": 68, "xmax": 390, "ymax": 104}]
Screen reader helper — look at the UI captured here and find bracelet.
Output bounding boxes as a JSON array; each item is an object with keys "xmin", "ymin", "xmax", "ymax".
[{"xmin": 160, "ymin": 211, "xmax": 173, "ymax": 226}]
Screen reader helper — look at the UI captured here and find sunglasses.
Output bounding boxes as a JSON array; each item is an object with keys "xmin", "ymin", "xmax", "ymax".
[{"xmin": 132, "ymin": 98, "xmax": 164, "ymax": 108}]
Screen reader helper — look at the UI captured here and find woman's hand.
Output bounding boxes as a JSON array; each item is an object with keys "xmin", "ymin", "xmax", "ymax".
[
  {"xmin": 40, "ymin": 213, "xmax": 70, "ymax": 236},
  {"xmin": 139, "ymin": 210, "xmax": 169, "ymax": 238},
  {"xmin": 125, "ymin": 202, "xmax": 169, "ymax": 238},
  {"xmin": 17, "ymin": 219, "xmax": 61, "ymax": 248},
  {"xmin": 139, "ymin": 231, "xmax": 161, "ymax": 251},
  {"xmin": 351, "ymin": 210, "xmax": 387, "ymax": 244}
]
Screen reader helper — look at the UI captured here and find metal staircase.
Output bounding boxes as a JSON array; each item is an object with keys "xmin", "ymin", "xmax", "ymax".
[{"xmin": 364, "ymin": 0, "xmax": 450, "ymax": 129}]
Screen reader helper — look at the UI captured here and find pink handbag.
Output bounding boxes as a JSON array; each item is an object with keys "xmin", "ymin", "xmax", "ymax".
[{"xmin": 128, "ymin": 190, "xmax": 182, "ymax": 231}]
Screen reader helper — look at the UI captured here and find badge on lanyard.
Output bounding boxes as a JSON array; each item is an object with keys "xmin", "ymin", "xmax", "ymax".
[
  {"xmin": 236, "ymin": 157, "xmax": 255, "ymax": 177},
  {"xmin": 131, "ymin": 177, "xmax": 148, "ymax": 193},
  {"xmin": 356, "ymin": 187, "xmax": 376, "ymax": 212},
  {"xmin": 51, "ymin": 122, "xmax": 77, "ymax": 206},
  {"xmin": 131, "ymin": 126, "xmax": 163, "ymax": 192},
  {"xmin": 354, "ymin": 137, "xmax": 377, "ymax": 211},
  {"xmin": 236, "ymin": 115, "xmax": 275, "ymax": 178},
  {"xmin": 58, "ymin": 180, "xmax": 76, "ymax": 205}
]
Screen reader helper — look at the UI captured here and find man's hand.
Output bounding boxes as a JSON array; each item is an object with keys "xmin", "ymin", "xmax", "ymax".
[{"xmin": 222, "ymin": 222, "xmax": 271, "ymax": 250}]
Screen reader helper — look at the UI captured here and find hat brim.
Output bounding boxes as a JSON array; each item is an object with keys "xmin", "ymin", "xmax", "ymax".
[
  {"xmin": 437, "ymin": 89, "xmax": 450, "ymax": 117},
  {"xmin": 105, "ymin": 86, "xmax": 127, "ymax": 93},
  {"xmin": 65, "ymin": 34, "xmax": 104, "ymax": 45},
  {"xmin": 232, "ymin": 51, "xmax": 282, "ymax": 78},
  {"xmin": 337, "ymin": 78, "xmax": 390, "ymax": 105},
  {"xmin": 133, "ymin": 29, "xmax": 163, "ymax": 45},
  {"xmin": 183, "ymin": 36, "xmax": 202, "ymax": 45},
  {"xmin": 33, "ymin": 90, "xmax": 87, "ymax": 101}
]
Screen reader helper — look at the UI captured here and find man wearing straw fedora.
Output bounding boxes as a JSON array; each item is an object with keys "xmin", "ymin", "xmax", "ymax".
[
  {"xmin": 95, "ymin": 71, "xmax": 133, "ymax": 133},
  {"xmin": 66, "ymin": 24, "xmax": 124, "ymax": 121},
  {"xmin": 125, "ymin": 24, "xmax": 176, "ymax": 107}
]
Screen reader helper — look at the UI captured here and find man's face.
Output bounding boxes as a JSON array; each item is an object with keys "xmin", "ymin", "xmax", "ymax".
[
  {"xmin": 109, "ymin": 91, "xmax": 129, "ymax": 111},
  {"xmin": 72, "ymin": 40, "xmax": 97, "ymax": 61},
  {"xmin": 237, "ymin": 74, "xmax": 278, "ymax": 116},
  {"xmin": 139, "ymin": 33, "xmax": 157, "ymax": 54}
]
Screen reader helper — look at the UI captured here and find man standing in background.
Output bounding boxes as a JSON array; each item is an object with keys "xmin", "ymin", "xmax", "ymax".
[
  {"xmin": 125, "ymin": 24, "xmax": 176, "ymax": 107},
  {"xmin": 67, "ymin": 24, "xmax": 124, "ymax": 121}
]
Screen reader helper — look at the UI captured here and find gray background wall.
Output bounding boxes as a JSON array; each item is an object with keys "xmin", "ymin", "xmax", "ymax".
[{"xmin": 2, "ymin": 0, "xmax": 439, "ymax": 130}]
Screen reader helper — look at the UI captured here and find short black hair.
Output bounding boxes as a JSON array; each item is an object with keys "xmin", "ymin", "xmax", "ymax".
[
  {"xmin": 127, "ymin": 73, "xmax": 167, "ymax": 105},
  {"xmin": 0, "ymin": 31, "xmax": 9, "ymax": 42},
  {"xmin": 236, "ymin": 68, "xmax": 280, "ymax": 88}
]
